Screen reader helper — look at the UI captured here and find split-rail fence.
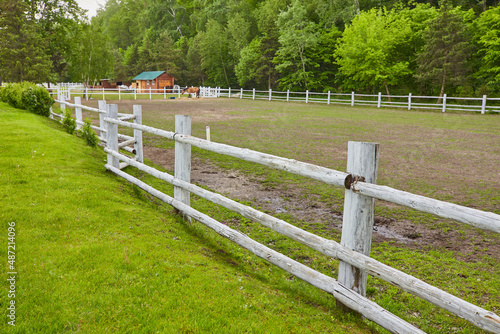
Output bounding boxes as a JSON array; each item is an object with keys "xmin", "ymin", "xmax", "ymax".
[{"xmin": 51, "ymin": 97, "xmax": 500, "ymax": 334}]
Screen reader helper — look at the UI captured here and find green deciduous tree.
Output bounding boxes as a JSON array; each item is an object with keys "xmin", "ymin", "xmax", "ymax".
[
  {"xmin": 274, "ymin": 0, "xmax": 318, "ymax": 90},
  {"xmin": 335, "ymin": 8, "xmax": 413, "ymax": 98},
  {"xmin": 474, "ymin": 6, "xmax": 500, "ymax": 92}
]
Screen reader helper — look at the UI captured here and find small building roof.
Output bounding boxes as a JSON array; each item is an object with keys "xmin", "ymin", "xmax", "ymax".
[{"xmin": 133, "ymin": 71, "xmax": 165, "ymax": 80}]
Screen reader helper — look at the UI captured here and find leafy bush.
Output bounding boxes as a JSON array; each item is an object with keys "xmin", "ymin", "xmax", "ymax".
[
  {"xmin": 62, "ymin": 109, "xmax": 76, "ymax": 134},
  {"xmin": 80, "ymin": 118, "xmax": 99, "ymax": 147},
  {"xmin": 21, "ymin": 84, "xmax": 53, "ymax": 116},
  {"xmin": 0, "ymin": 82, "xmax": 53, "ymax": 116}
]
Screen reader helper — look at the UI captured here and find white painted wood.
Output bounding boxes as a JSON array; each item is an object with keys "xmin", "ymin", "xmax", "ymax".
[
  {"xmin": 104, "ymin": 163, "xmax": 425, "ymax": 334},
  {"xmin": 105, "ymin": 148, "xmax": 500, "ymax": 333},
  {"xmin": 408, "ymin": 93, "xmax": 412, "ymax": 110},
  {"xmin": 103, "ymin": 117, "xmax": 500, "ymax": 233},
  {"xmin": 351, "ymin": 91, "xmax": 355, "ymax": 106},
  {"xmin": 118, "ymin": 138, "xmax": 136, "ymax": 149},
  {"xmin": 134, "ymin": 88, "xmax": 137, "ymax": 100},
  {"xmin": 206, "ymin": 126, "xmax": 211, "ymax": 142},
  {"xmin": 133, "ymin": 105, "xmax": 143, "ymax": 163},
  {"xmin": 252, "ymin": 88, "xmax": 255, "ymax": 100},
  {"xmin": 98, "ymin": 100, "xmax": 107, "ymax": 139},
  {"xmin": 327, "ymin": 91, "xmax": 331, "ymax": 105},
  {"xmin": 119, "ymin": 162, "xmax": 128, "ymax": 169},
  {"xmin": 338, "ymin": 142, "xmax": 379, "ymax": 297},
  {"xmin": 102, "ymin": 87, "xmax": 105, "ymax": 100},
  {"xmin": 240, "ymin": 88, "xmax": 243, "ymax": 99},
  {"xmin": 269, "ymin": 88, "xmax": 272, "ymax": 101},
  {"xmin": 174, "ymin": 115, "xmax": 192, "ymax": 217},
  {"xmin": 228, "ymin": 87, "xmax": 231, "ymax": 98},
  {"xmin": 352, "ymin": 182, "xmax": 500, "ymax": 234},
  {"xmin": 306, "ymin": 90, "xmax": 309, "ymax": 103},
  {"xmin": 106, "ymin": 104, "xmax": 120, "ymax": 169},
  {"xmin": 481, "ymin": 95, "xmax": 487, "ymax": 114},
  {"xmin": 377, "ymin": 92, "xmax": 381, "ymax": 108},
  {"xmin": 287, "ymin": 90, "xmax": 290, "ymax": 102},
  {"xmin": 74, "ymin": 97, "xmax": 82, "ymax": 130},
  {"xmin": 119, "ymin": 86, "xmax": 121, "ymax": 100},
  {"xmin": 118, "ymin": 114, "xmax": 136, "ymax": 121},
  {"xmin": 442, "ymin": 93, "xmax": 447, "ymax": 113}
]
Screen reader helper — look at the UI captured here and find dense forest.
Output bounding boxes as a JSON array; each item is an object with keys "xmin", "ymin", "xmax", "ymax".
[{"xmin": 1, "ymin": 0, "xmax": 499, "ymax": 97}]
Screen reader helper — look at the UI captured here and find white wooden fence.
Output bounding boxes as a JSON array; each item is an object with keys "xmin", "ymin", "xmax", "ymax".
[
  {"xmin": 48, "ymin": 86, "xmax": 186, "ymax": 101},
  {"xmin": 205, "ymin": 87, "xmax": 500, "ymax": 114},
  {"xmin": 53, "ymin": 98, "xmax": 500, "ymax": 333}
]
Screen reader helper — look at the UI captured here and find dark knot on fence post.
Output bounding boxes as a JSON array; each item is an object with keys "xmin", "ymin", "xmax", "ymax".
[{"xmin": 344, "ymin": 173, "xmax": 366, "ymax": 190}]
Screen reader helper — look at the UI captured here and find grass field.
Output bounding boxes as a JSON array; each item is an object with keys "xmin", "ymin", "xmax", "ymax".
[
  {"xmin": 1, "ymin": 103, "xmax": 379, "ymax": 333},
  {"xmin": 9, "ymin": 98, "xmax": 500, "ymax": 333}
]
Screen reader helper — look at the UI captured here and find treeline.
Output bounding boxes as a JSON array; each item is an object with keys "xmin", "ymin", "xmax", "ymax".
[{"xmin": 1, "ymin": 0, "xmax": 499, "ymax": 97}]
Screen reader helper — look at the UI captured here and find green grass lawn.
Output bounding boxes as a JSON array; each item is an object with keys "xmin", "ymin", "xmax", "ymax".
[
  {"xmin": 0, "ymin": 103, "xmax": 379, "ymax": 333},
  {"xmin": 24, "ymin": 98, "xmax": 500, "ymax": 333}
]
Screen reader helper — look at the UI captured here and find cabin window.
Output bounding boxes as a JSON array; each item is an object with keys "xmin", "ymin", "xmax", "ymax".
[{"xmin": 146, "ymin": 80, "xmax": 149, "ymax": 85}]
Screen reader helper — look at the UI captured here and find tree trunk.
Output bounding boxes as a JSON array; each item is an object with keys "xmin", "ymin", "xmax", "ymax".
[
  {"xmin": 384, "ymin": 82, "xmax": 392, "ymax": 102},
  {"xmin": 437, "ymin": 66, "xmax": 447, "ymax": 105}
]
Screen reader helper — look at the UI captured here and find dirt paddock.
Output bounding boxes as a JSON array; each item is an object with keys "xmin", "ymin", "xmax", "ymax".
[{"xmin": 81, "ymin": 98, "xmax": 500, "ymax": 262}]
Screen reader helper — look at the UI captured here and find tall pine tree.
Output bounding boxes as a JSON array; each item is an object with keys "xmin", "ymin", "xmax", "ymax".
[
  {"xmin": 415, "ymin": 3, "xmax": 472, "ymax": 101},
  {"xmin": 0, "ymin": 0, "xmax": 53, "ymax": 83}
]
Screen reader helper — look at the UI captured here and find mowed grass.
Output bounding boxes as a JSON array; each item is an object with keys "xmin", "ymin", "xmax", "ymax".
[{"xmin": 0, "ymin": 103, "xmax": 377, "ymax": 333}]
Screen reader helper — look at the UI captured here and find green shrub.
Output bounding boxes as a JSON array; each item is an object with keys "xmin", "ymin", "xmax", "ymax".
[
  {"xmin": 21, "ymin": 84, "xmax": 54, "ymax": 116},
  {"xmin": 0, "ymin": 82, "xmax": 53, "ymax": 116},
  {"xmin": 80, "ymin": 118, "xmax": 99, "ymax": 147},
  {"xmin": 62, "ymin": 109, "xmax": 76, "ymax": 134}
]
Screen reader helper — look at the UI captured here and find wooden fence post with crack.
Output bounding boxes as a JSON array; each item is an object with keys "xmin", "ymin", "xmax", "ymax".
[
  {"xmin": 106, "ymin": 104, "xmax": 120, "ymax": 169},
  {"xmin": 133, "ymin": 105, "xmax": 143, "ymax": 163},
  {"xmin": 338, "ymin": 141, "xmax": 379, "ymax": 306},
  {"xmin": 174, "ymin": 115, "xmax": 192, "ymax": 221}
]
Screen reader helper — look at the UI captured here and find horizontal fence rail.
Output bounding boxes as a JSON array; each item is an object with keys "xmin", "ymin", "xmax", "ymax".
[
  {"xmin": 200, "ymin": 87, "xmax": 500, "ymax": 114},
  {"xmin": 53, "ymin": 98, "xmax": 500, "ymax": 333}
]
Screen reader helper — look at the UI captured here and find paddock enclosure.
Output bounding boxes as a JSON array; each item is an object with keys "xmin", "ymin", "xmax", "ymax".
[{"xmin": 52, "ymin": 96, "xmax": 500, "ymax": 333}]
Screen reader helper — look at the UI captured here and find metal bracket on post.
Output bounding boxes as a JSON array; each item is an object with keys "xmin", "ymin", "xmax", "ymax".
[
  {"xmin": 338, "ymin": 141, "xmax": 379, "ymax": 303},
  {"xmin": 174, "ymin": 115, "xmax": 192, "ymax": 222}
]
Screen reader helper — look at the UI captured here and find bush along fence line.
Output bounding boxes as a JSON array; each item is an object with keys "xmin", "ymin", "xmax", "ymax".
[
  {"xmin": 52, "ymin": 98, "xmax": 500, "ymax": 333},
  {"xmin": 199, "ymin": 86, "xmax": 500, "ymax": 114}
]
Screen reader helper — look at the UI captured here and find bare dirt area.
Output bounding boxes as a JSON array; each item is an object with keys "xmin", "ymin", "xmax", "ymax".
[
  {"xmin": 79, "ymin": 98, "xmax": 500, "ymax": 262},
  {"xmin": 143, "ymin": 145, "xmax": 500, "ymax": 263}
]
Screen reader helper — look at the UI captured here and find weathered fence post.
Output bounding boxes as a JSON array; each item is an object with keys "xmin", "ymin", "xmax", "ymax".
[
  {"xmin": 206, "ymin": 126, "xmax": 211, "ymax": 142},
  {"xmin": 377, "ymin": 92, "xmax": 381, "ymax": 108},
  {"xmin": 287, "ymin": 90, "xmax": 290, "ymax": 102},
  {"xmin": 134, "ymin": 88, "xmax": 137, "ymax": 100},
  {"xmin": 106, "ymin": 104, "xmax": 120, "ymax": 169},
  {"xmin": 74, "ymin": 97, "xmax": 82, "ymax": 130},
  {"xmin": 240, "ymin": 88, "xmax": 243, "ymax": 99},
  {"xmin": 149, "ymin": 87, "xmax": 152, "ymax": 100},
  {"xmin": 481, "ymin": 95, "xmax": 487, "ymax": 114},
  {"xmin": 102, "ymin": 87, "xmax": 105, "ymax": 100},
  {"xmin": 338, "ymin": 141, "xmax": 379, "ymax": 300},
  {"xmin": 174, "ymin": 115, "xmax": 192, "ymax": 220},
  {"xmin": 133, "ymin": 105, "xmax": 143, "ymax": 163},
  {"xmin": 306, "ymin": 90, "xmax": 309, "ymax": 103},
  {"xmin": 253, "ymin": 88, "xmax": 256, "ymax": 100},
  {"xmin": 327, "ymin": 91, "xmax": 331, "ymax": 105},
  {"xmin": 228, "ymin": 87, "xmax": 231, "ymax": 98},
  {"xmin": 269, "ymin": 88, "xmax": 272, "ymax": 101},
  {"xmin": 408, "ymin": 93, "xmax": 412, "ymax": 111},
  {"xmin": 59, "ymin": 92, "xmax": 66, "ymax": 112},
  {"xmin": 351, "ymin": 91, "xmax": 355, "ymax": 106},
  {"xmin": 164, "ymin": 87, "xmax": 166, "ymax": 99},
  {"xmin": 98, "ymin": 100, "xmax": 107, "ymax": 140},
  {"xmin": 442, "ymin": 94, "xmax": 447, "ymax": 113}
]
